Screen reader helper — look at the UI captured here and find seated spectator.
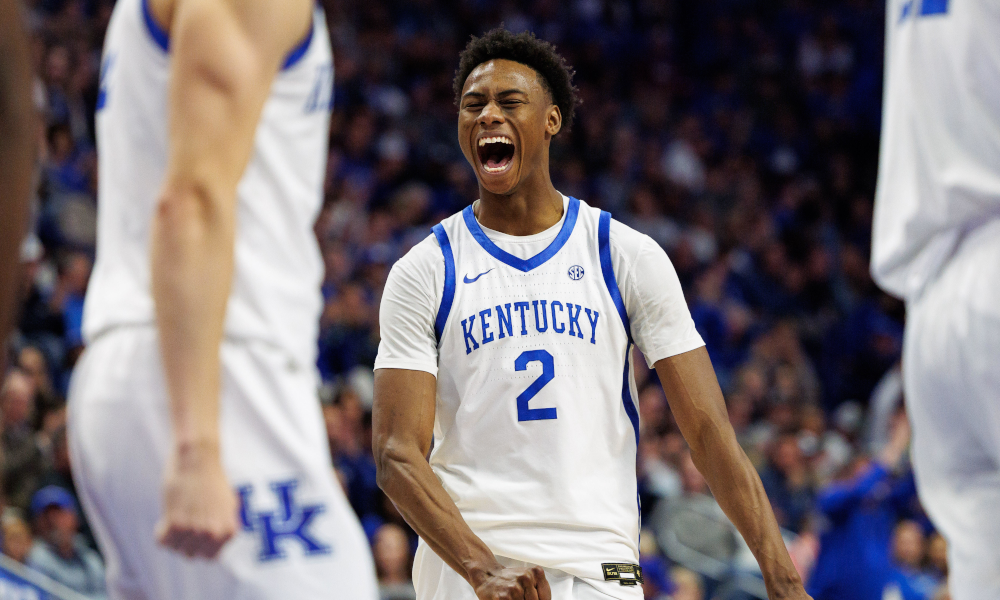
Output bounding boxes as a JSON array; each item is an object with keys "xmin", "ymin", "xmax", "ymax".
[
  {"xmin": 638, "ymin": 529, "xmax": 674, "ymax": 600},
  {"xmin": 648, "ymin": 451, "xmax": 738, "ymax": 578},
  {"xmin": 373, "ymin": 523, "xmax": 416, "ymax": 600},
  {"xmin": 27, "ymin": 486, "xmax": 106, "ymax": 599},
  {"xmin": 1, "ymin": 371, "xmax": 46, "ymax": 510},
  {"xmin": 925, "ymin": 533, "xmax": 947, "ymax": 581},
  {"xmin": 18, "ymin": 346, "xmax": 63, "ymax": 424},
  {"xmin": 758, "ymin": 431, "xmax": 814, "ymax": 532},
  {"xmin": 883, "ymin": 520, "xmax": 940, "ymax": 600},
  {"xmin": 807, "ymin": 414, "xmax": 916, "ymax": 600},
  {"xmin": 670, "ymin": 566, "xmax": 705, "ymax": 600},
  {"xmin": 2, "ymin": 513, "xmax": 34, "ymax": 563},
  {"xmin": 47, "ymin": 252, "xmax": 91, "ymax": 355}
]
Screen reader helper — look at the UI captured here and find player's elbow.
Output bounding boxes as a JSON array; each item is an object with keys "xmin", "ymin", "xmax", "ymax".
[
  {"xmin": 154, "ymin": 179, "xmax": 234, "ymax": 231},
  {"xmin": 373, "ymin": 439, "xmax": 412, "ymax": 494},
  {"xmin": 686, "ymin": 416, "xmax": 741, "ymax": 466}
]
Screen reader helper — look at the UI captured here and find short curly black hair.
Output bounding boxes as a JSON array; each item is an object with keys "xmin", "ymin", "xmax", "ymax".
[{"xmin": 453, "ymin": 27, "xmax": 580, "ymax": 132}]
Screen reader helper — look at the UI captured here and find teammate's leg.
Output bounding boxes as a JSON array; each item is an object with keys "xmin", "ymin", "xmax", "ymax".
[
  {"xmin": 903, "ymin": 221, "xmax": 1000, "ymax": 600},
  {"xmin": 68, "ymin": 329, "xmax": 237, "ymax": 600},
  {"xmin": 69, "ymin": 328, "xmax": 376, "ymax": 600}
]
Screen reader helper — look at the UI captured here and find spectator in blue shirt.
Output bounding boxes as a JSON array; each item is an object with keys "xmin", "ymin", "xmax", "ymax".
[
  {"xmin": 883, "ymin": 520, "xmax": 941, "ymax": 600},
  {"xmin": 27, "ymin": 486, "xmax": 106, "ymax": 599},
  {"xmin": 807, "ymin": 412, "xmax": 916, "ymax": 600}
]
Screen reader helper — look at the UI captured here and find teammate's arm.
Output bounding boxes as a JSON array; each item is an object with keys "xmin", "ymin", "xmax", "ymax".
[
  {"xmin": 655, "ymin": 348, "xmax": 810, "ymax": 600},
  {"xmin": 149, "ymin": 0, "xmax": 312, "ymax": 558},
  {"xmin": 373, "ymin": 369, "xmax": 551, "ymax": 600},
  {"xmin": 0, "ymin": 0, "xmax": 36, "ymax": 354}
]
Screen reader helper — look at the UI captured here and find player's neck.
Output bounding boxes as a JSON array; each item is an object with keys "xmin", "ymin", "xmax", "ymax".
[{"xmin": 474, "ymin": 174, "xmax": 564, "ymax": 237}]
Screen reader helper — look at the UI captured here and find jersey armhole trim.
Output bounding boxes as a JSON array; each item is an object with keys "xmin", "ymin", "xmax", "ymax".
[
  {"xmin": 431, "ymin": 223, "xmax": 456, "ymax": 344},
  {"xmin": 600, "ymin": 211, "xmax": 640, "ymax": 446},
  {"xmin": 598, "ymin": 211, "xmax": 632, "ymax": 343},
  {"xmin": 140, "ymin": 0, "xmax": 314, "ymax": 70},
  {"xmin": 142, "ymin": 0, "xmax": 170, "ymax": 52},
  {"xmin": 281, "ymin": 17, "xmax": 314, "ymax": 70}
]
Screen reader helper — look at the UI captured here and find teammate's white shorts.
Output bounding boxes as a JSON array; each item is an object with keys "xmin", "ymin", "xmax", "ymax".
[
  {"xmin": 67, "ymin": 327, "xmax": 378, "ymax": 600},
  {"xmin": 904, "ymin": 218, "xmax": 1000, "ymax": 600},
  {"xmin": 412, "ymin": 540, "xmax": 641, "ymax": 600}
]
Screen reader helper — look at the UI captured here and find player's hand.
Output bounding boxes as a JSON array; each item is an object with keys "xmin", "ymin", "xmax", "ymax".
[
  {"xmin": 156, "ymin": 443, "xmax": 238, "ymax": 559},
  {"xmin": 774, "ymin": 593, "xmax": 813, "ymax": 600},
  {"xmin": 474, "ymin": 566, "xmax": 551, "ymax": 600}
]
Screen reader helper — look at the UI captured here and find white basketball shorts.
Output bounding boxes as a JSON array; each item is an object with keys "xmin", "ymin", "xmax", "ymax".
[
  {"xmin": 67, "ymin": 326, "xmax": 377, "ymax": 600},
  {"xmin": 904, "ymin": 218, "xmax": 1000, "ymax": 600},
  {"xmin": 412, "ymin": 540, "xmax": 641, "ymax": 600}
]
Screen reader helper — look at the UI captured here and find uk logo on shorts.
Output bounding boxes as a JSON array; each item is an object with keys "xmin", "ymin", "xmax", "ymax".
[
  {"xmin": 237, "ymin": 480, "xmax": 331, "ymax": 561},
  {"xmin": 568, "ymin": 265, "xmax": 585, "ymax": 280}
]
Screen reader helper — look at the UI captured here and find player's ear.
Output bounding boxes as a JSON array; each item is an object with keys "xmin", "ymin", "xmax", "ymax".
[{"xmin": 546, "ymin": 104, "xmax": 562, "ymax": 136}]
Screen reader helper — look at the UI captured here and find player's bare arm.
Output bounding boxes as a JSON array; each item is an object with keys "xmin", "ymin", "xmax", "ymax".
[
  {"xmin": 148, "ymin": 0, "xmax": 313, "ymax": 559},
  {"xmin": 0, "ymin": 0, "xmax": 36, "ymax": 352},
  {"xmin": 373, "ymin": 368, "xmax": 552, "ymax": 600},
  {"xmin": 655, "ymin": 347, "xmax": 811, "ymax": 600}
]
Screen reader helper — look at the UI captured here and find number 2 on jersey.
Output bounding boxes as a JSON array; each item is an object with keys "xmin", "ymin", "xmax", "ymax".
[{"xmin": 515, "ymin": 350, "xmax": 558, "ymax": 422}]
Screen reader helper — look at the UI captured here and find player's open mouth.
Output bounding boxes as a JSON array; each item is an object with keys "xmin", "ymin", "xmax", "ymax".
[{"xmin": 477, "ymin": 135, "xmax": 515, "ymax": 174}]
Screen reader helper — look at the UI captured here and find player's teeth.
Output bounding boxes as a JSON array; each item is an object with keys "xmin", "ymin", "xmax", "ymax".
[{"xmin": 478, "ymin": 136, "xmax": 513, "ymax": 147}]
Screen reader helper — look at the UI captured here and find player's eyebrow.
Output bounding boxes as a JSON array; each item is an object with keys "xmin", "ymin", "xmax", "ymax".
[{"xmin": 462, "ymin": 88, "xmax": 528, "ymax": 100}]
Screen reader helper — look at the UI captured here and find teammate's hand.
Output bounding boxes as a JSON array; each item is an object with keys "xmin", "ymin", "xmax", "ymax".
[
  {"xmin": 474, "ymin": 566, "xmax": 551, "ymax": 600},
  {"xmin": 156, "ymin": 443, "xmax": 238, "ymax": 559}
]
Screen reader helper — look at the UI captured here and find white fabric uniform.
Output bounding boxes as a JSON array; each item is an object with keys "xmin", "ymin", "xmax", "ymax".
[
  {"xmin": 872, "ymin": 1, "xmax": 1000, "ymax": 598},
  {"xmin": 375, "ymin": 196, "xmax": 704, "ymax": 600},
  {"xmin": 68, "ymin": 0, "xmax": 376, "ymax": 598}
]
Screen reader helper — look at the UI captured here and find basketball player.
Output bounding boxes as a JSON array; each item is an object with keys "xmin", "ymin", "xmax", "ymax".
[
  {"xmin": 0, "ymin": 0, "xmax": 36, "ymax": 349},
  {"xmin": 372, "ymin": 29, "xmax": 810, "ymax": 600},
  {"xmin": 66, "ymin": 0, "xmax": 376, "ymax": 597},
  {"xmin": 872, "ymin": 2, "xmax": 1000, "ymax": 598}
]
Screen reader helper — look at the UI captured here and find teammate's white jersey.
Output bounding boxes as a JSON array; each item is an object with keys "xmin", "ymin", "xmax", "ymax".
[
  {"xmin": 83, "ymin": 0, "xmax": 335, "ymax": 368},
  {"xmin": 872, "ymin": 0, "xmax": 1000, "ymax": 301},
  {"xmin": 375, "ymin": 196, "xmax": 704, "ymax": 589}
]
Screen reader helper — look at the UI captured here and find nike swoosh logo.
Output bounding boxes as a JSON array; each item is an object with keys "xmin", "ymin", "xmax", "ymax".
[{"xmin": 463, "ymin": 269, "xmax": 494, "ymax": 284}]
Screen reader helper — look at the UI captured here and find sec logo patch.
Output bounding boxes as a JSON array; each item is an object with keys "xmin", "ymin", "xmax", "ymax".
[{"xmin": 568, "ymin": 265, "xmax": 585, "ymax": 280}]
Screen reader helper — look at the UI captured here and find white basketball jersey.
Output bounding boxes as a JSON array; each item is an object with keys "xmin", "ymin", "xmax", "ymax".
[
  {"xmin": 83, "ymin": 0, "xmax": 334, "ymax": 368},
  {"xmin": 872, "ymin": 0, "xmax": 1000, "ymax": 300},
  {"xmin": 429, "ymin": 197, "xmax": 641, "ymax": 584}
]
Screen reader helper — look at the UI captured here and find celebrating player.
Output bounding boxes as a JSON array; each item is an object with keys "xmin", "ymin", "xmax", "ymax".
[
  {"xmin": 372, "ymin": 28, "xmax": 810, "ymax": 600},
  {"xmin": 66, "ymin": 0, "xmax": 376, "ymax": 597},
  {"xmin": 872, "ymin": 2, "xmax": 1000, "ymax": 598}
]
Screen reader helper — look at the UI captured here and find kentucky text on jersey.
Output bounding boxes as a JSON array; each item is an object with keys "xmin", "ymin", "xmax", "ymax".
[{"xmin": 460, "ymin": 300, "xmax": 600, "ymax": 354}]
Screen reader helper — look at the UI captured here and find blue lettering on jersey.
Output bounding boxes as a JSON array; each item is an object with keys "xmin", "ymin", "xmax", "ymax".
[
  {"xmin": 566, "ymin": 303, "xmax": 584, "ymax": 339},
  {"xmin": 237, "ymin": 480, "xmax": 331, "ymax": 562},
  {"xmin": 96, "ymin": 53, "xmax": 116, "ymax": 111},
  {"xmin": 461, "ymin": 315, "xmax": 480, "ymax": 354},
  {"xmin": 304, "ymin": 63, "xmax": 334, "ymax": 113},
  {"xmin": 585, "ymin": 308, "xmax": 600, "ymax": 345},
  {"xmin": 496, "ymin": 303, "xmax": 513, "ymax": 338},
  {"xmin": 460, "ymin": 299, "xmax": 601, "ymax": 354},
  {"xmin": 551, "ymin": 301, "xmax": 566, "ymax": 334},
  {"xmin": 480, "ymin": 308, "xmax": 494, "ymax": 344},
  {"xmin": 532, "ymin": 300, "xmax": 548, "ymax": 332},
  {"xmin": 513, "ymin": 301, "xmax": 530, "ymax": 335},
  {"xmin": 900, "ymin": 0, "xmax": 947, "ymax": 22}
]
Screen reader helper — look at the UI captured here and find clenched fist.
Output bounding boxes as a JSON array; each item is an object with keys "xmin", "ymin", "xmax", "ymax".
[{"xmin": 156, "ymin": 444, "xmax": 238, "ymax": 559}]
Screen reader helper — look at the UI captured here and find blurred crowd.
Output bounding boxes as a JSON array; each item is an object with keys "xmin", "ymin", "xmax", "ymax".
[{"xmin": 1, "ymin": 0, "xmax": 953, "ymax": 599}]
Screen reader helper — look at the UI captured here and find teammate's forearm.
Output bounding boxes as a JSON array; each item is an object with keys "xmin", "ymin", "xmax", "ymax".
[
  {"xmin": 688, "ymin": 428, "xmax": 803, "ymax": 597},
  {"xmin": 376, "ymin": 446, "xmax": 503, "ymax": 587},
  {"xmin": 151, "ymin": 183, "xmax": 235, "ymax": 453},
  {"xmin": 0, "ymin": 0, "xmax": 37, "ymax": 346}
]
